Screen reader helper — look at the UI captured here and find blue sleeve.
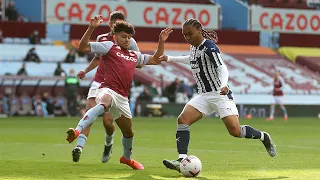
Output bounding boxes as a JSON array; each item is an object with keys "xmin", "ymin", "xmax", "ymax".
[
  {"xmin": 134, "ymin": 51, "xmax": 151, "ymax": 66},
  {"xmin": 89, "ymin": 41, "xmax": 114, "ymax": 55},
  {"xmin": 129, "ymin": 38, "xmax": 140, "ymax": 52}
]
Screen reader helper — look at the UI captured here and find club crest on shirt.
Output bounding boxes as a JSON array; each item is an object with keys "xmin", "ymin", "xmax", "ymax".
[
  {"xmin": 90, "ymin": 89, "xmax": 96, "ymax": 95},
  {"xmin": 101, "ymin": 37, "xmax": 108, "ymax": 41},
  {"xmin": 129, "ymin": 52, "xmax": 135, "ymax": 56}
]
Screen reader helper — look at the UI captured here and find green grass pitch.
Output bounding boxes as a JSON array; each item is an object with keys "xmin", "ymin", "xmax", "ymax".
[{"xmin": 0, "ymin": 117, "xmax": 320, "ymax": 180}]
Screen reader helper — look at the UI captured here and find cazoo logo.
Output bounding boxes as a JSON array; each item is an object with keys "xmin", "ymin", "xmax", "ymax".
[{"xmin": 116, "ymin": 52, "xmax": 137, "ymax": 62}]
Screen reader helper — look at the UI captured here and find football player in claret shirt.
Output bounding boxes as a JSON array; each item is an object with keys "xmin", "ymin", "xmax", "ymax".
[
  {"xmin": 66, "ymin": 15, "xmax": 173, "ymax": 169},
  {"xmin": 73, "ymin": 11, "xmax": 140, "ymax": 163},
  {"xmin": 267, "ymin": 72, "xmax": 288, "ymax": 121}
]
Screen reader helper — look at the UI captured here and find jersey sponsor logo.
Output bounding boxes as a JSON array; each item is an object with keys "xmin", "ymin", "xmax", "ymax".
[
  {"xmin": 116, "ymin": 52, "xmax": 137, "ymax": 62},
  {"xmin": 190, "ymin": 61, "xmax": 199, "ymax": 69}
]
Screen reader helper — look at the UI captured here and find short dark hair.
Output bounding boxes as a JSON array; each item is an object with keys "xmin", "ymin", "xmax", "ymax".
[
  {"xmin": 110, "ymin": 11, "xmax": 125, "ymax": 22},
  {"xmin": 113, "ymin": 21, "xmax": 135, "ymax": 35},
  {"xmin": 183, "ymin": 18, "xmax": 218, "ymax": 43}
]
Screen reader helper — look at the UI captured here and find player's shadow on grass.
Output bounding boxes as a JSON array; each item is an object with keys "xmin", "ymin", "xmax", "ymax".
[
  {"xmin": 78, "ymin": 174, "xmax": 214, "ymax": 180},
  {"xmin": 248, "ymin": 176, "xmax": 289, "ymax": 180},
  {"xmin": 152, "ymin": 174, "xmax": 213, "ymax": 180}
]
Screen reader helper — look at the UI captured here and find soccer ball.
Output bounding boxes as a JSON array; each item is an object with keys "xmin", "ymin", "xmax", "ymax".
[{"xmin": 180, "ymin": 155, "xmax": 202, "ymax": 177}]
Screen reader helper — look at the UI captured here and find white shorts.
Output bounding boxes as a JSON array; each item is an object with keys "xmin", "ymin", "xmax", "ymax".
[
  {"xmin": 87, "ymin": 81, "xmax": 101, "ymax": 99},
  {"xmin": 186, "ymin": 91, "xmax": 238, "ymax": 119},
  {"xmin": 96, "ymin": 88, "xmax": 132, "ymax": 120},
  {"xmin": 272, "ymin": 96, "xmax": 284, "ymax": 105}
]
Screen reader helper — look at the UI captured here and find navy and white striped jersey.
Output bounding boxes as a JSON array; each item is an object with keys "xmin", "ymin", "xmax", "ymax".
[{"xmin": 189, "ymin": 39, "xmax": 226, "ymax": 94}]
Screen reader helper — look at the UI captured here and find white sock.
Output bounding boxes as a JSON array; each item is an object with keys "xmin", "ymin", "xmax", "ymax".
[
  {"xmin": 270, "ymin": 106, "xmax": 275, "ymax": 118},
  {"xmin": 122, "ymin": 136, "xmax": 133, "ymax": 160},
  {"xmin": 260, "ymin": 132, "xmax": 265, "ymax": 141},
  {"xmin": 179, "ymin": 154, "xmax": 187, "ymax": 159},
  {"xmin": 105, "ymin": 133, "xmax": 114, "ymax": 146},
  {"xmin": 76, "ymin": 134, "xmax": 87, "ymax": 149},
  {"xmin": 75, "ymin": 104, "xmax": 105, "ymax": 132}
]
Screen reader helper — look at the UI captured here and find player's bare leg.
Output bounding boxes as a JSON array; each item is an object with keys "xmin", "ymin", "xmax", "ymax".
[
  {"xmin": 72, "ymin": 98, "xmax": 96, "ymax": 162},
  {"xmin": 267, "ymin": 104, "xmax": 276, "ymax": 121},
  {"xmin": 116, "ymin": 115, "xmax": 144, "ymax": 170},
  {"xmin": 163, "ymin": 105, "xmax": 203, "ymax": 172},
  {"xmin": 101, "ymin": 112, "xmax": 115, "ymax": 163},
  {"xmin": 222, "ymin": 115, "xmax": 276, "ymax": 157},
  {"xmin": 280, "ymin": 104, "xmax": 288, "ymax": 121}
]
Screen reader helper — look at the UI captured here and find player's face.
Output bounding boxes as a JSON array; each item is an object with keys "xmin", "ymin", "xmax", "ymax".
[
  {"xmin": 115, "ymin": 31, "xmax": 132, "ymax": 49},
  {"xmin": 109, "ymin": 19, "xmax": 124, "ymax": 31},
  {"xmin": 182, "ymin": 25, "xmax": 202, "ymax": 46}
]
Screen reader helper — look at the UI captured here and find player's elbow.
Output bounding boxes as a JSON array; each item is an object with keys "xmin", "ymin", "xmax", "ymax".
[{"xmin": 78, "ymin": 44, "xmax": 90, "ymax": 54}]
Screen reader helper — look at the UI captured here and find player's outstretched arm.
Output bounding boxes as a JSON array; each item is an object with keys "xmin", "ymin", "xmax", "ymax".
[
  {"xmin": 77, "ymin": 56, "xmax": 100, "ymax": 79},
  {"xmin": 160, "ymin": 54, "xmax": 191, "ymax": 65},
  {"xmin": 146, "ymin": 28, "xmax": 173, "ymax": 65},
  {"xmin": 78, "ymin": 15, "xmax": 103, "ymax": 53}
]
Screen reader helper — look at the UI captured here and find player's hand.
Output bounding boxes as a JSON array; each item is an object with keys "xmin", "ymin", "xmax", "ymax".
[
  {"xmin": 159, "ymin": 27, "xmax": 173, "ymax": 42},
  {"xmin": 89, "ymin": 15, "xmax": 103, "ymax": 29},
  {"xmin": 220, "ymin": 86, "xmax": 229, "ymax": 95},
  {"xmin": 77, "ymin": 70, "xmax": 86, "ymax": 80},
  {"xmin": 159, "ymin": 55, "xmax": 168, "ymax": 62},
  {"xmin": 212, "ymin": 31, "xmax": 218, "ymax": 43}
]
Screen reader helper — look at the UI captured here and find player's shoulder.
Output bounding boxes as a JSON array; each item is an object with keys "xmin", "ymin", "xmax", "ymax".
[
  {"xmin": 203, "ymin": 39, "xmax": 220, "ymax": 53},
  {"xmin": 97, "ymin": 33, "xmax": 112, "ymax": 42},
  {"xmin": 130, "ymin": 37, "xmax": 136, "ymax": 41},
  {"xmin": 128, "ymin": 50, "xmax": 140, "ymax": 55}
]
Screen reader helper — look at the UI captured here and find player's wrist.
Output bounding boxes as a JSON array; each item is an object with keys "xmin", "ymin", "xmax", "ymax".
[
  {"xmin": 159, "ymin": 38, "xmax": 165, "ymax": 43},
  {"xmin": 166, "ymin": 56, "xmax": 173, "ymax": 62},
  {"xmin": 88, "ymin": 26, "xmax": 96, "ymax": 31}
]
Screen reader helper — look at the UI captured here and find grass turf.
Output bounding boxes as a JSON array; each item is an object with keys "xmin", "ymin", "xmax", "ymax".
[{"xmin": 0, "ymin": 117, "xmax": 319, "ymax": 180}]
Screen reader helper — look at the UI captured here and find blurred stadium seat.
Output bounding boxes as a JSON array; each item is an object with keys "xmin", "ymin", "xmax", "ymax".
[{"xmin": 0, "ymin": 44, "xmax": 68, "ymax": 62}]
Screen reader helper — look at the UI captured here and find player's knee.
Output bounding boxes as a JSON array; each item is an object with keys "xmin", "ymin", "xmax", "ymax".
[
  {"xmin": 177, "ymin": 114, "xmax": 188, "ymax": 125},
  {"xmin": 97, "ymin": 95, "xmax": 112, "ymax": 109},
  {"xmin": 86, "ymin": 98, "xmax": 96, "ymax": 110},
  {"xmin": 122, "ymin": 130, "xmax": 134, "ymax": 138},
  {"xmin": 103, "ymin": 115, "xmax": 114, "ymax": 126},
  {"xmin": 228, "ymin": 126, "xmax": 241, "ymax": 137},
  {"xmin": 104, "ymin": 120, "xmax": 113, "ymax": 127}
]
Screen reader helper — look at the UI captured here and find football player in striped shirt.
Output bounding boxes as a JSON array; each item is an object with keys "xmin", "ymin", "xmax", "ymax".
[{"xmin": 161, "ymin": 19, "xmax": 277, "ymax": 173}]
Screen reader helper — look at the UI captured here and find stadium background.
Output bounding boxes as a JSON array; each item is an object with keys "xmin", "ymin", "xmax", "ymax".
[
  {"xmin": 1, "ymin": 0, "xmax": 320, "ymax": 118},
  {"xmin": 1, "ymin": 0, "xmax": 320, "ymax": 179}
]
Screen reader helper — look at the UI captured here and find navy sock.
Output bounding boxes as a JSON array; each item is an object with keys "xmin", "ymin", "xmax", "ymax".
[
  {"xmin": 176, "ymin": 130, "xmax": 190, "ymax": 154},
  {"xmin": 240, "ymin": 125, "xmax": 262, "ymax": 139}
]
